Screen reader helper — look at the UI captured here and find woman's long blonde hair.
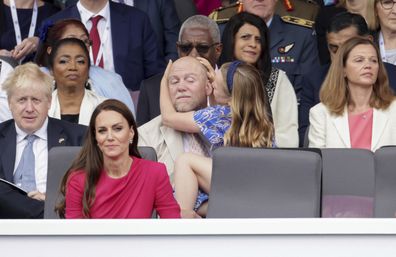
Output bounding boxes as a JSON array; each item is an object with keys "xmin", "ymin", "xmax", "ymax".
[
  {"xmin": 221, "ymin": 62, "xmax": 274, "ymax": 147},
  {"xmin": 320, "ymin": 37, "xmax": 394, "ymax": 116}
]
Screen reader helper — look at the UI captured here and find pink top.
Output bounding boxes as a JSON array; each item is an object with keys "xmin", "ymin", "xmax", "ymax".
[
  {"xmin": 348, "ymin": 109, "xmax": 373, "ymax": 150},
  {"xmin": 65, "ymin": 157, "xmax": 181, "ymax": 219}
]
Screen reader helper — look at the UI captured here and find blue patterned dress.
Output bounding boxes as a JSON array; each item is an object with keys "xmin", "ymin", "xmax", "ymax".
[
  {"xmin": 193, "ymin": 105, "xmax": 232, "ymax": 150},
  {"xmin": 192, "ymin": 105, "xmax": 231, "ymax": 211}
]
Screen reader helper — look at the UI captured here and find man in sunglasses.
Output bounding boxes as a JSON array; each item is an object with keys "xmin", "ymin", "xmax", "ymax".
[
  {"xmin": 298, "ymin": 12, "xmax": 396, "ymax": 146},
  {"xmin": 137, "ymin": 15, "xmax": 222, "ymax": 126},
  {"xmin": 138, "ymin": 15, "xmax": 222, "ymax": 184}
]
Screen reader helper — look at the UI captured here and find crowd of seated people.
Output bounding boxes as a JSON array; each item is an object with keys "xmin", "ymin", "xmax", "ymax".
[{"xmin": 1, "ymin": 0, "xmax": 396, "ymax": 219}]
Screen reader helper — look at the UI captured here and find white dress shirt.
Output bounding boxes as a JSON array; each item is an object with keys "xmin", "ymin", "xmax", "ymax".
[
  {"xmin": 14, "ymin": 118, "xmax": 49, "ymax": 193},
  {"xmin": 77, "ymin": 1, "xmax": 115, "ymax": 72},
  {"xmin": 112, "ymin": 0, "xmax": 134, "ymax": 6}
]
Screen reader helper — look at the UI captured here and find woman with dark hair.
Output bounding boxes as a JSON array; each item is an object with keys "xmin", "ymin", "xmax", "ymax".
[
  {"xmin": 48, "ymin": 38, "xmax": 106, "ymax": 125},
  {"xmin": 57, "ymin": 99, "xmax": 180, "ymax": 218},
  {"xmin": 219, "ymin": 12, "xmax": 298, "ymax": 147},
  {"xmin": 309, "ymin": 37, "xmax": 396, "ymax": 151},
  {"xmin": 34, "ymin": 19, "xmax": 135, "ymax": 115},
  {"xmin": 0, "ymin": 0, "xmax": 58, "ymax": 62}
]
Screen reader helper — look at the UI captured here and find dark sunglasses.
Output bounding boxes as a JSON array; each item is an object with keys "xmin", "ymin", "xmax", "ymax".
[{"xmin": 176, "ymin": 42, "xmax": 218, "ymax": 55}]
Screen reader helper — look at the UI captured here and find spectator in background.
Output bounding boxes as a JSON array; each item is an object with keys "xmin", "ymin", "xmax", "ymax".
[
  {"xmin": 57, "ymin": 99, "xmax": 180, "ymax": 218},
  {"xmin": 137, "ymin": 15, "xmax": 222, "ymax": 126},
  {"xmin": 35, "ymin": 19, "xmax": 135, "ymax": 115},
  {"xmin": 240, "ymin": 0, "xmax": 319, "ymax": 99},
  {"xmin": 0, "ymin": 0, "xmax": 59, "ymax": 62},
  {"xmin": 0, "ymin": 62, "xmax": 86, "ymax": 218},
  {"xmin": 308, "ymin": 37, "xmax": 396, "ymax": 151},
  {"xmin": 44, "ymin": 0, "xmax": 165, "ymax": 93},
  {"xmin": 298, "ymin": 12, "xmax": 396, "ymax": 146},
  {"xmin": 220, "ymin": 12, "xmax": 298, "ymax": 147},
  {"xmin": 315, "ymin": 0, "xmax": 376, "ymax": 65},
  {"xmin": 65, "ymin": 0, "xmax": 181, "ymax": 62},
  {"xmin": 48, "ymin": 38, "xmax": 106, "ymax": 125},
  {"xmin": 371, "ymin": 0, "xmax": 396, "ymax": 66}
]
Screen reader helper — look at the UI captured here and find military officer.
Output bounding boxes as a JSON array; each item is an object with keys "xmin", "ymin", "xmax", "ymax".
[{"xmin": 209, "ymin": 0, "xmax": 319, "ymax": 24}]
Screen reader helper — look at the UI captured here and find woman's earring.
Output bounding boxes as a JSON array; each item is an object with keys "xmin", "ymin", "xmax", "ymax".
[
  {"xmin": 85, "ymin": 78, "xmax": 92, "ymax": 90},
  {"xmin": 129, "ymin": 139, "xmax": 133, "ymax": 144},
  {"xmin": 52, "ymin": 80, "xmax": 56, "ymax": 90}
]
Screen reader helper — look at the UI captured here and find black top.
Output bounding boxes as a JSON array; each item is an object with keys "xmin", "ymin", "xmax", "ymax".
[
  {"xmin": 61, "ymin": 114, "xmax": 79, "ymax": 124},
  {"xmin": 0, "ymin": 3, "xmax": 59, "ymax": 50}
]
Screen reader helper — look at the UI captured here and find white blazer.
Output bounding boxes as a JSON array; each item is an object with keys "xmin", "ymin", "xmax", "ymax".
[
  {"xmin": 271, "ymin": 70, "xmax": 299, "ymax": 147},
  {"xmin": 49, "ymin": 89, "xmax": 106, "ymax": 126},
  {"xmin": 308, "ymin": 101, "xmax": 396, "ymax": 151}
]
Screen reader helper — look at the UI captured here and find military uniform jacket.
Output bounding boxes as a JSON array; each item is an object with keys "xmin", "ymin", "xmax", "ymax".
[{"xmin": 269, "ymin": 14, "xmax": 319, "ymax": 99}]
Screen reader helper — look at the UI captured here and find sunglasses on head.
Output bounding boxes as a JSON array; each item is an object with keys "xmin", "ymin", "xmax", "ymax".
[{"xmin": 176, "ymin": 42, "xmax": 218, "ymax": 55}]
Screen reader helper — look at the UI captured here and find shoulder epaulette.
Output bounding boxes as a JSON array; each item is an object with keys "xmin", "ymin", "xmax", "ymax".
[
  {"xmin": 281, "ymin": 15, "xmax": 314, "ymax": 28},
  {"xmin": 209, "ymin": 2, "xmax": 243, "ymax": 24}
]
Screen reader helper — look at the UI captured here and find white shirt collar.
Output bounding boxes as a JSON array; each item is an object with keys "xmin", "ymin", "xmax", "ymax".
[
  {"xmin": 77, "ymin": 0, "xmax": 110, "ymax": 24},
  {"xmin": 15, "ymin": 117, "xmax": 48, "ymax": 143},
  {"xmin": 266, "ymin": 17, "xmax": 273, "ymax": 28}
]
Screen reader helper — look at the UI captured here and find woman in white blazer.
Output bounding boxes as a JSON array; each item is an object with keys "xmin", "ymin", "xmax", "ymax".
[
  {"xmin": 309, "ymin": 37, "xmax": 396, "ymax": 151},
  {"xmin": 48, "ymin": 38, "xmax": 105, "ymax": 126}
]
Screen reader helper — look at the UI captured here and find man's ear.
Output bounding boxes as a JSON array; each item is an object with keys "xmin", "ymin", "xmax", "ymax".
[
  {"xmin": 205, "ymin": 79, "xmax": 213, "ymax": 96},
  {"xmin": 215, "ymin": 43, "xmax": 223, "ymax": 60},
  {"xmin": 366, "ymin": 35, "xmax": 374, "ymax": 42},
  {"xmin": 47, "ymin": 46, "xmax": 52, "ymax": 55}
]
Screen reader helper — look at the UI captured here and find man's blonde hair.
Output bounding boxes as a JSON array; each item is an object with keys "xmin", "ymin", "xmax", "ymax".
[{"xmin": 2, "ymin": 62, "xmax": 52, "ymax": 100}]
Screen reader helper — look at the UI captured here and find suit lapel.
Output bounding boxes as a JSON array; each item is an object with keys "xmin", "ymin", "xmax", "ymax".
[
  {"xmin": 269, "ymin": 15, "xmax": 284, "ymax": 50},
  {"xmin": 160, "ymin": 125, "xmax": 184, "ymax": 163},
  {"xmin": 0, "ymin": 123, "xmax": 17, "ymax": 181},
  {"xmin": 109, "ymin": 2, "xmax": 128, "ymax": 75},
  {"xmin": 70, "ymin": 5, "xmax": 81, "ymax": 19},
  {"xmin": 47, "ymin": 118, "xmax": 67, "ymax": 149},
  {"xmin": 372, "ymin": 108, "xmax": 389, "ymax": 151},
  {"xmin": 331, "ymin": 109, "xmax": 351, "ymax": 148}
]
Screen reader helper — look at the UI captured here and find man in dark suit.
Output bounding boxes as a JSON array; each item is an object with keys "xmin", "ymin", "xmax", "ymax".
[
  {"xmin": 136, "ymin": 15, "xmax": 222, "ymax": 126},
  {"xmin": 0, "ymin": 63, "xmax": 86, "ymax": 218},
  {"xmin": 66, "ymin": 0, "xmax": 181, "ymax": 62},
  {"xmin": 45, "ymin": 0, "xmax": 165, "ymax": 92},
  {"xmin": 298, "ymin": 12, "xmax": 396, "ymax": 146}
]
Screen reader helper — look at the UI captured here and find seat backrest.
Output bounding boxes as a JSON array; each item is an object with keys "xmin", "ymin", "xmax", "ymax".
[
  {"xmin": 374, "ymin": 146, "xmax": 396, "ymax": 217},
  {"xmin": 321, "ymin": 148, "xmax": 375, "ymax": 217},
  {"xmin": 207, "ymin": 147, "xmax": 322, "ymax": 218},
  {"xmin": 44, "ymin": 146, "xmax": 158, "ymax": 219},
  {"xmin": 44, "ymin": 146, "xmax": 82, "ymax": 219},
  {"xmin": 138, "ymin": 146, "xmax": 157, "ymax": 161}
]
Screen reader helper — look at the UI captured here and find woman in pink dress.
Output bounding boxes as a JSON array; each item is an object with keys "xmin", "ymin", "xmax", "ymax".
[{"xmin": 56, "ymin": 99, "xmax": 180, "ymax": 218}]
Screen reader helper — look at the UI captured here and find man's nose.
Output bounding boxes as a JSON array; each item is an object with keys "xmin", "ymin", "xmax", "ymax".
[{"xmin": 25, "ymin": 99, "xmax": 34, "ymax": 112}]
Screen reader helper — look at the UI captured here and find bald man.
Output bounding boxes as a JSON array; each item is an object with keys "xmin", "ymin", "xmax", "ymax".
[{"xmin": 138, "ymin": 57, "xmax": 212, "ymax": 183}]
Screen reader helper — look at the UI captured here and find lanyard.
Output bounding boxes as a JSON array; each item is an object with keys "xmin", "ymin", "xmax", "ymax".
[
  {"xmin": 379, "ymin": 32, "xmax": 388, "ymax": 63},
  {"xmin": 89, "ymin": 16, "xmax": 110, "ymax": 67},
  {"xmin": 10, "ymin": 0, "xmax": 38, "ymax": 45}
]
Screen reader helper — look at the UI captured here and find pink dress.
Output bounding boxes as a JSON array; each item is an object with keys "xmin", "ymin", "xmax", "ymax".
[
  {"xmin": 65, "ymin": 157, "xmax": 180, "ymax": 218},
  {"xmin": 348, "ymin": 109, "xmax": 373, "ymax": 150}
]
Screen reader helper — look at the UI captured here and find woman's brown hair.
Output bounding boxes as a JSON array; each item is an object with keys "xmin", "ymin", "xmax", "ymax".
[
  {"xmin": 56, "ymin": 99, "xmax": 141, "ymax": 218},
  {"xmin": 320, "ymin": 36, "xmax": 394, "ymax": 116}
]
